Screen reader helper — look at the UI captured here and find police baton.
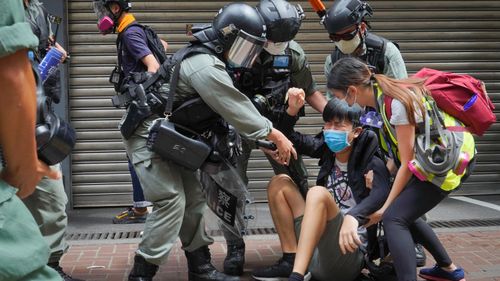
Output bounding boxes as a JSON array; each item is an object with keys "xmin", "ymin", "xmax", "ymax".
[{"xmin": 308, "ymin": 0, "xmax": 327, "ymax": 19}]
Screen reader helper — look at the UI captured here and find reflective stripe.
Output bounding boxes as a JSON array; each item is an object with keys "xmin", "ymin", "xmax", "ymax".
[{"xmin": 375, "ymin": 84, "xmax": 476, "ymax": 191}]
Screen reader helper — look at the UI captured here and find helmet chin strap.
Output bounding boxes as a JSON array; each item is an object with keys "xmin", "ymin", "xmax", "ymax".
[{"xmin": 105, "ymin": 5, "xmax": 123, "ymax": 34}]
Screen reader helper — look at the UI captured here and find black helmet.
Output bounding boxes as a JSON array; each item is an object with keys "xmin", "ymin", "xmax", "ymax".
[
  {"xmin": 213, "ymin": 3, "xmax": 266, "ymax": 50},
  {"xmin": 211, "ymin": 3, "xmax": 267, "ymax": 68},
  {"xmin": 257, "ymin": 0, "xmax": 304, "ymax": 42},
  {"xmin": 324, "ymin": 0, "xmax": 372, "ymax": 35},
  {"xmin": 102, "ymin": 0, "xmax": 131, "ymax": 11}
]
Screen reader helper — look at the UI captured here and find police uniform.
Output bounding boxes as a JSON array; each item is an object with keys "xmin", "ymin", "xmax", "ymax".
[
  {"xmin": 0, "ymin": 0, "xmax": 61, "ymax": 280},
  {"xmin": 124, "ymin": 52, "xmax": 273, "ymax": 265},
  {"xmin": 324, "ymin": 32, "xmax": 407, "ymax": 99},
  {"xmin": 23, "ymin": 0, "xmax": 69, "ymax": 266},
  {"xmin": 222, "ymin": 40, "xmax": 314, "ymax": 242}
]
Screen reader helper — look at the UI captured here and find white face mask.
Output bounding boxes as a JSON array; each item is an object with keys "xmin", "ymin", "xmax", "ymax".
[
  {"xmin": 264, "ymin": 41, "xmax": 289, "ymax": 55},
  {"xmin": 334, "ymin": 33, "xmax": 361, "ymax": 54}
]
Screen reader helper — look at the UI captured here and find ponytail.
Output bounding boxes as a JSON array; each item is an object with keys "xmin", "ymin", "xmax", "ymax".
[
  {"xmin": 373, "ymin": 74, "xmax": 428, "ymax": 125},
  {"xmin": 329, "ymin": 57, "xmax": 429, "ymax": 126}
]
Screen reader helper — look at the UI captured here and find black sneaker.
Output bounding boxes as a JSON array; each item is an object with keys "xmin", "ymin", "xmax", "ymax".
[
  {"xmin": 415, "ymin": 243, "xmax": 427, "ymax": 267},
  {"xmin": 48, "ymin": 262, "xmax": 85, "ymax": 281},
  {"xmin": 252, "ymin": 258, "xmax": 311, "ymax": 281},
  {"xmin": 112, "ymin": 207, "xmax": 148, "ymax": 224}
]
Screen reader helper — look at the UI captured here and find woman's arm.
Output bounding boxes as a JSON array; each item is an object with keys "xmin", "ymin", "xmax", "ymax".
[{"xmin": 367, "ymin": 124, "xmax": 415, "ymax": 226}]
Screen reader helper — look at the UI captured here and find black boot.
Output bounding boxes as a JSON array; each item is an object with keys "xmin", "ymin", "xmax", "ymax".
[
  {"xmin": 223, "ymin": 241, "xmax": 245, "ymax": 276},
  {"xmin": 185, "ymin": 246, "xmax": 240, "ymax": 281},
  {"xmin": 48, "ymin": 262, "xmax": 85, "ymax": 281},
  {"xmin": 128, "ymin": 255, "xmax": 159, "ymax": 281}
]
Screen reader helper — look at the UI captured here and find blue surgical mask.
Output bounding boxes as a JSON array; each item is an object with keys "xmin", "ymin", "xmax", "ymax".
[{"xmin": 323, "ymin": 129, "xmax": 350, "ymax": 153}]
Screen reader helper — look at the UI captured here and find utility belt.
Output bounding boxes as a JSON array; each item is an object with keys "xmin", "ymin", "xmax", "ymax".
[
  {"xmin": 113, "ymin": 70, "xmax": 171, "ymax": 139},
  {"xmin": 147, "ymin": 117, "xmax": 241, "ymax": 171}
]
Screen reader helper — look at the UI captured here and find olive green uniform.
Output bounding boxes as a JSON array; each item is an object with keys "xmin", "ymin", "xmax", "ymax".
[
  {"xmin": 22, "ymin": 0, "xmax": 70, "ymax": 265},
  {"xmin": 324, "ymin": 41, "xmax": 407, "ymax": 99},
  {"xmin": 123, "ymin": 52, "xmax": 273, "ymax": 265},
  {"xmin": 228, "ymin": 40, "xmax": 315, "ymax": 242},
  {"xmin": 0, "ymin": 0, "xmax": 61, "ymax": 280}
]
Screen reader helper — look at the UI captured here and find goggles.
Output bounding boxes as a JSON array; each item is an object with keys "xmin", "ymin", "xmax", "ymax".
[
  {"xmin": 227, "ymin": 30, "xmax": 266, "ymax": 69},
  {"xmin": 329, "ymin": 25, "xmax": 359, "ymax": 42}
]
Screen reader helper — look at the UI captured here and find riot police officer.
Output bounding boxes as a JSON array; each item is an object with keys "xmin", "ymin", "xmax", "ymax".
[
  {"xmin": 22, "ymin": 1, "xmax": 81, "ymax": 280},
  {"xmin": 93, "ymin": 1, "xmax": 296, "ymax": 280},
  {"xmin": 221, "ymin": 0, "xmax": 327, "ymax": 276},
  {"xmin": 323, "ymin": 0, "xmax": 407, "ymax": 96}
]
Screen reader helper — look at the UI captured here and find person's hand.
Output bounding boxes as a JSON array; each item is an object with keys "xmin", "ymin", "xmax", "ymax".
[
  {"xmin": 53, "ymin": 42, "xmax": 68, "ymax": 63},
  {"xmin": 286, "ymin": 87, "xmax": 305, "ymax": 116},
  {"xmin": 364, "ymin": 170, "xmax": 374, "ymax": 189},
  {"xmin": 386, "ymin": 158, "xmax": 397, "ymax": 176},
  {"xmin": 267, "ymin": 128, "xmax": 297, "ymax": 166},
  {"xmin": 365, "ymin": 208, "xmax": 385, "ymax": 228},
  {"xmin": 339, "ymin": 215, "xmax": 362, "ymax": 254},
  {"xmin": 2, "ymin": 160, "xmax": 61, "ymax": 199}
]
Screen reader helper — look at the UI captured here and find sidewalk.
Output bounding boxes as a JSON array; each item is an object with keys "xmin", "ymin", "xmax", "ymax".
[{"xmin": 61, "ymin": 197, "xmax": 500, "ymax": 281}]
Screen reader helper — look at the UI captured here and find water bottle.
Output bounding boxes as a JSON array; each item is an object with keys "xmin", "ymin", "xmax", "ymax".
[{"xmin": 38, "ymin": 47, "xmax": 63, "ymax": 84}]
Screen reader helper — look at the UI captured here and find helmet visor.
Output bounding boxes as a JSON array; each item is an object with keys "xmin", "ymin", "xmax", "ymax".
[{"xmin": 227, "ymin": 30, "xmax": 266, "ymax": 69}]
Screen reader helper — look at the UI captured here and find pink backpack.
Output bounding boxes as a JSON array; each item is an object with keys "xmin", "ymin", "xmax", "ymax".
[{"xmin": 412, "ymin": 68, "xmax": 496, "ymax": 136}]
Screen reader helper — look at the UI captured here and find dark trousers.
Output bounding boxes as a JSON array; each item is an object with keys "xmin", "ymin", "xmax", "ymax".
[
  {"xmin": 127, "ymin": 157, "xmax": 150, "ymax": 207},
  {"xmin": 383, "ymin": 177, "xmax": 452, "ymax": 281}
]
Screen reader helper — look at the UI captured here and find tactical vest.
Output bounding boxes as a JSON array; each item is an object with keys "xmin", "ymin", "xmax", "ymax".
[
  {"xmin": 229, "ymin": 49, "xmax": 292, "ymax": 124},
  {"xmin": 374, "ymin": 84, "xmax": 476, "ymax": 191},
  {"xmin": 331, "ymin": 32, "xmax": 389, "ymax": 74}
]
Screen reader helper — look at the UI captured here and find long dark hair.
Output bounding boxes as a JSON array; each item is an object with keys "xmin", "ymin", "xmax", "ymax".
[
  {"xmin": 323, "ymin": 98, "xmax": 363, "ymax": 127},
  {"xmin": 327, "ymin": 57, "xmax": 428, "ymax": 125}
]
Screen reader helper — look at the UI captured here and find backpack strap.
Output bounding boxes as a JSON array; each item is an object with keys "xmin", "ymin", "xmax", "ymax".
[{"xmin": 164, "ymin": 44, "xmax": 216, "ymax": 115}]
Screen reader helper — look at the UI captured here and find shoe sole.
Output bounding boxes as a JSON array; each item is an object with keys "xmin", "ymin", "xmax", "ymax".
[
  {"xmin": 418, "ymin": 273, "xmax": 466, "ymax": 281},
  {"xmin": 224, "ymin": 267, "xmax": 244, "ymax": 276},
  {"xmin": 252, "ymin": 272, "xmax": 312, "ymax": 281}
]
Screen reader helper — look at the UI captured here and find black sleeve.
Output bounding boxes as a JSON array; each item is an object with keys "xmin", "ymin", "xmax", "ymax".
[
  {"xmin": 346, "ymin": 156, "xmax": 391, "ymax": 225},
  {"xmin": 278, "ymin": 113, "xmax": 325, "ymax": 159}
]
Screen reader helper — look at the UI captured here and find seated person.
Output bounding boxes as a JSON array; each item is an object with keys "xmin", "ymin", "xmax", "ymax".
[{"xmin": 252, "ymin": 92, "xmax": 391, "ymax": 281}]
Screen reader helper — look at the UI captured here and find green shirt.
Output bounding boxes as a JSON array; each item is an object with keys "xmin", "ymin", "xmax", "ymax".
[
  {"xmin": 176, "ymin": 53, "xmax": 273, "ymax": 140},
  {"xmin": 0, "ymin": 0, "xmax": 38, "ymax": 57}
]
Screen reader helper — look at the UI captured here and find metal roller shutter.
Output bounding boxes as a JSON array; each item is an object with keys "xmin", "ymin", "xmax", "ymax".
[{"xmin": 67, "ymin": 0, "xmax": 500, "ymax": 207}]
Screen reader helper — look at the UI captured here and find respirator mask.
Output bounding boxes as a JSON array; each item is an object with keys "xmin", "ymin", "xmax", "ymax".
[
  {"xmin": 34, "ymin": 66, "xmax": 76, "ymax": 165},
  {"xmin": 93, "ymin": 1, "xmax": 116, "ymax": 35}
]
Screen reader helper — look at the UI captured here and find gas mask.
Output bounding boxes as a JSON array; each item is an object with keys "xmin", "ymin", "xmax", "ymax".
[
  {"xmin": 264, "ymin": 41, "xmax": 289, "ymax": 55},
  {"xmin": 227, "ymin": 30, "xmax": 266, "ymax": 69},
  {"xmin": 93, "ymin": 1, "xmax": 116, "ymax": 35},
  {"xmin": 33, "ymin": 64, "xmax": 76, "ymax": 165},
  {"xmin": 335, "ymin": 33, "xmax": 362, "ymax": 54}
]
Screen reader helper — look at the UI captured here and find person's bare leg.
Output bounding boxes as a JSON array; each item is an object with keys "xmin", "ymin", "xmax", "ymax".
[
  {"xmin": 292, "ymin": 186, "xmax": 340, "ymax": 275},
  {"xmin": 267, "ymin": 174, "xmax": 305, "ymax": 253}
]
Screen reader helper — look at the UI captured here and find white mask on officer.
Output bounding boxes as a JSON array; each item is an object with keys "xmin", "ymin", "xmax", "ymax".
[
  {"xmin": 264, "ymin": 41, "xmax": 289, "ymax": 55},
  {"xmin": 334, "ymin": 33, "xmax": 361, "ymax": 54}
]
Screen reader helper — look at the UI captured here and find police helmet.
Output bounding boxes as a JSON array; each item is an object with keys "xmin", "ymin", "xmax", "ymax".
[
  {"xmin": 324, "ymin": 0, "xmax": 372, "ymax": 35},
  {"xmin": 212, "ymin": 3, "xmax": 267, "ymax": 68},
  {"xmin": 257, "ymin": 0, "xmax": 304, "ymax": 42}
]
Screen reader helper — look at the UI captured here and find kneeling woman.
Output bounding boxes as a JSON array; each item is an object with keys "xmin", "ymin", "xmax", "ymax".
[
  {"xmin": 328, "ymin": 57, "xmax": 474, "ymax": 281},
  {"xmin": 252, "ymin": 96, "xmax": 391, "ymax": 281}
]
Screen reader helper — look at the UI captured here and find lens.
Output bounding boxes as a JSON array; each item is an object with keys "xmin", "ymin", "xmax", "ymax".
[
  {"xmin": 329, "ymin": 26, "xmax": 359, "ymax": 42},
  {"xmin": 227, "ymin": 30, "xmax": 266, "ymax": 69}
]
